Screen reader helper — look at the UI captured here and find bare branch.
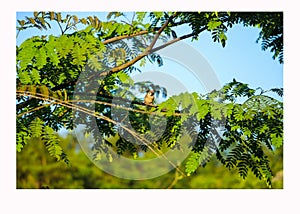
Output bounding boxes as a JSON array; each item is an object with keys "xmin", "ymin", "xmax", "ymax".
[{"xmin": 56, "ymin": 19, "xmax": 65, "ymax": 35}]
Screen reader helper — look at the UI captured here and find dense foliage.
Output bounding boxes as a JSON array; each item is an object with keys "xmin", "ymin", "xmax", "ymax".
[
  {"xmin": 16, "ymin": 12, "xmax": 283, "ymax": 188},
  {"xmin": 17, "ymin": 132, "xmax": 283, "ymax": 188}
]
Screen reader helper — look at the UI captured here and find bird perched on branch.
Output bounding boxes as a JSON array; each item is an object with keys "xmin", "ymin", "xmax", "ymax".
[{"xmin": 144, "ymin": 89, "xmax": 155, "ymax": 105}]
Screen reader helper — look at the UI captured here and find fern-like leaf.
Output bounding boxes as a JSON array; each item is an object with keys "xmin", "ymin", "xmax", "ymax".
[
  {"xmin": 270, "ymin": 88, "xmax": 283, "ymax": 97},
  {"xmin": 42, "ymin": 126, "xmax": 70, "ymax": 165},
  {"xmin": 30, "ymin": 117, "xmax": 44, "ymax": 138},
  {"xmin": 185, "ymin": 152, "xmax": 201, "ymax": 176},
  {"xmin": 16, "ymin": 129, "xmax": 30, "ymax": 152}
]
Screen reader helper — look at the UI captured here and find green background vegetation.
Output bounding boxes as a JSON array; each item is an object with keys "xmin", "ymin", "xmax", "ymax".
[{"xmin": 17, "ymin": 132, "xmax": 283, "ymax": 188}]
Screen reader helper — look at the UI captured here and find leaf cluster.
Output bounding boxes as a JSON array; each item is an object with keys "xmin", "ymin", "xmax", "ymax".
[{"xmin": 17, "ymin": 117, "xmax": 70, "ymax": 164}]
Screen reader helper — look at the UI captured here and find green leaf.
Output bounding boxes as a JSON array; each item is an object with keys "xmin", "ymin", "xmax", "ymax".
[
  {"xmin": 234, "ymin": 105, "xmax": 244, "ymax": 121},
  {"xmin": 237, "ymin": 158, "xmax": 249, "ymax": 179},
  {"xmin": 171, "ymin": 30, "xmax": 177, "ymax": 38},
  {"xmin": 107, "ymin": 12, "xmax": 124, "ymax": 20},
  {"xmin": 270, "ymin": 133, "xmax": 283, "ymax": 148},
  {"xmin": 210, "ymin": 101, "xmax": 223, "ymax": 120},
  {"xmin": 244, "ymin": 109, "xmax": 255, "ymax": 120},
  {"xmin": 196, "ymin": 100, "xmax": 209, "ymax": 120},
  {"xmin": 30, "ymin": 118, "xmax": 44, "ymax": 138},
  {"xmin": 263, "ymin": 106, "xmax": 275, "ymax": 119},
  {"xmin": 136, "ymin": 12, "xmax": 147, "ymax": 22},
  {"xmin": 18, "ymin": 71, "xmax": 31, "ymax": 85},
  {"xmin": 259, "ymin": 124, "xmax": 269, "ymax": 134},
  {"xmin": 185, "ymin": 148, "xmax": 210, "ymax": 176},
  {"xmin": 56, "ymin": 35, "xmax": 73, "ymax": 58},
  {"xmin": 42, "ymin": 126, "xmax": 69, "ymax": 165},
  {"xmin": 153, "ymin": 12, "xmax": 164, "ymax": 19},
  {"xmin": 225, "ymin": 103, "xmax": 234, "ymax": 117},
  {"xmin": 181, "ymin": 93, "xmax": 193, "ymax": 109},
  {"xmin": 243, "ymin": 127, "xmax": 251, "ymax": 137},
  {"xmin": 58, "ymin": 73, "xmax": 67, "ymax": 85},
  {"xmin": 231, "ymin": 125, "xmax": 240, "ymax": 132},
  {"xmin": 139, "ymin": 57, "xmax": 147, "ymax": 67},
  {"xmin": 16, "ymin": 142, "xmax": 24, "ymax": 152},
  {"xmin": 219, "ymin": 32, "xmax": 227, "ymax": 47},
  {"xmin": 71, "ymin": 43, "xmax": 87, "ymax": 66},
  {"xmin": 16, "ymin": 130, "xmax": 30, "ymax": 152},
  {"xmin": 207, "ymin": 20, "xmax": 222, "ymax": 30},
  {"xmin": 35, "ymin": 47, "xmax": 47, "ymax": 69},
  {"xmin": 185, "ymin": 152, "xmax": 201, "ymax": 176},
  {"xmin": 117, "ymin": 72, "xmax": 134, "ymax": 86},
  {"xmin": 31, "ymin": 68, "xmax": 41, "ymax": 84}
]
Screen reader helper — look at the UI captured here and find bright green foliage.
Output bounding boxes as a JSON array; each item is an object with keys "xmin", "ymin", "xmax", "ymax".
[
  {"xmin": 17, "ymin": 116, "xmax": 70, "ymax": 165},
  {"xmin": 16, "ymin": 127, "xmax": 31, "ymax": 152},
  {"xmin": 16, "ymin": 12, "xmax": 283, "ymax": 188},
  {"xmin": 271, "ymin": 133, "xmax": 283, "ymax": 149},
  {"xmin": 185, "ymin": 152, "xmax": 201, "ymax": 176},
  {"xmin": 30, "ymin": 118, "xmax": 44, "ymax": 137},
  {"xmin": 207, "ymin": 20, "xmax": 222, "ymax": 30},
  {"xmin": 43, "ymin": 126, "xmax": 69, "ymax": 165},
  {"xmin": 185, "ymin": 147, "xmax": 210, "ymax": 176}
]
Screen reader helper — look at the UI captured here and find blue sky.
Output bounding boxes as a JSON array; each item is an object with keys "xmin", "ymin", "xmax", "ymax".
[{"xmin": 16, "ymin": 12, "xmax": 283, "ymax": 99}]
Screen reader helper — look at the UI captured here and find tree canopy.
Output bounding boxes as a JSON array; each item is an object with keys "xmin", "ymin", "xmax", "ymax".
[{"xmin": 16, "ymin": 11, "xmax": 283, "ymax": 188}]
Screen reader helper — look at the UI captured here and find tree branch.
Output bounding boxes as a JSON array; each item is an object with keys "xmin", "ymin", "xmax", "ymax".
[
  {"xmin": 98, "ymin": 27, "xmax": 206, "ymax": 79},
  {"xmin": 17, "ymin": 90, "xmax": 181, "ymax": 116},
  {"xmin": 29, "ymin": 15, "xmax": 205, "ymax": 99},
  {"xmin": 16, "ymin": 90, "xmax": 186, "ymax": 176},
  {"xmin": 98, "ymin": 51, "xmax": 148, "ymax": 77},
  {"xmin": 148, "ymin": 12, "xmax": 178, "ymax": 50},
  {"xmin": 102, "ymin": 30, "xmax": 149, "ymax": 45},
  {"xmin": 151, "ymin": 26, "xmax": 207, "ymax": 53},
  {"xmin": 56, "ymin": 19, "xmax": 65, "ymax": 35},
  {"xmin": 151, "ymin": 32, "xmax": 195, "ymax": 53},
  {"xmin": 94, "ymin": 13, "xmax": 183, "ymax": 78}
]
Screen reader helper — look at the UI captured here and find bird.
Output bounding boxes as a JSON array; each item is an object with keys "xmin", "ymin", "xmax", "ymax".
[{"xmin": 144, "ymin": 89, "xmax": 155, "ymax": 105}]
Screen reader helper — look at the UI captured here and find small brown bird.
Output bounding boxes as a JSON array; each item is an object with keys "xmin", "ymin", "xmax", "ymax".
[{"xmin": 144, "ymin": 89, "xmax": 155, "ymax": 105}]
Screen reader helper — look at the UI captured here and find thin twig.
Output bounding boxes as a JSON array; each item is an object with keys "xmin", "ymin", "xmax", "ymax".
[
  {"xmin": 148, "ymin": 12, "xmax": 178, "ymax": 51},
  {"xmin": 167, "ymin": 166, "xmax": 184, "ymax": 189},
  {"xmin": 56, "ymin": 19, "xmax": 64, "ymax": 35},
  {"xmin": 17, "ymin": 89, "xmax": 182, "ymax": 116},
  {"xmin": 151, "ymin": 26, "xmax": 207, "ymax": 53},
  {"xmin": 102, "ymin": 30, "xmax": 149, "ymax": 45},
  {"xmin": 17, "ymin": 90, "xmax": 186, "ymax": 177},
  {"xmin": 17, "ymin": 103, "xmax": 53, "ymax": 117}
]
